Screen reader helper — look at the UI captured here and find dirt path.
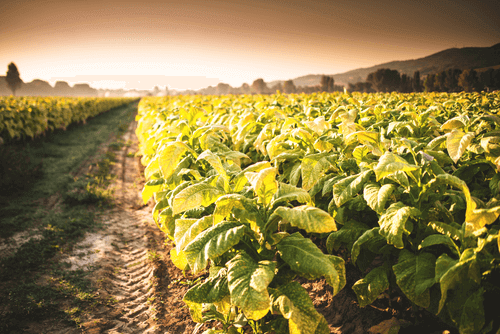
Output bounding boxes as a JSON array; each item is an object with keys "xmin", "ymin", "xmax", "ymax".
[{"xmin": 37, "ymin": 120, "xmax": 200, "ymax": 334}]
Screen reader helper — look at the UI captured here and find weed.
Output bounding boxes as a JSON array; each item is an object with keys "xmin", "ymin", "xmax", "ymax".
[{"xmin": 147, "ymin": 250, "xmax": 161, "ymax": 261}]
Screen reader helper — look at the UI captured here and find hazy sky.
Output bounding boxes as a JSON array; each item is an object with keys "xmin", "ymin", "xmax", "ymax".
[{"xmin": 1, "ymin": 0, "xmax": 499, "ymax": 90}]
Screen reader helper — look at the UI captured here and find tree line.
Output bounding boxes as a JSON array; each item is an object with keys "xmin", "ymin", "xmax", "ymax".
[
  {"xmin": 347, "ymin": 67, "xmax": 500, "ymax": 93},
  {"xmin": 1, "ymin": 62, "xmax": 98, "ymax": 97},
  {"xmin": 193, "ymin": 75, "xmax": 344, "ymax": 95}
]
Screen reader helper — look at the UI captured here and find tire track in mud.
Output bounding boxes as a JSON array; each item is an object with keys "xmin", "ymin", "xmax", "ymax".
[{"xmin": 63, "ymin": 120, "xmax": 199, "ymax": 334}]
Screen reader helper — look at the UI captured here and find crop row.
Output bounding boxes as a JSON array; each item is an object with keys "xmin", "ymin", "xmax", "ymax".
[
  {"xmin": 136, "ymin": 91, "xmax": 500, "ymax": 334},
  {"xmin": 0, "ymin": 96, "xmax": 137, "ymax": 142}
]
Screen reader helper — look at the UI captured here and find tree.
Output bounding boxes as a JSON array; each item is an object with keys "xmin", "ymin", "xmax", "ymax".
[
  {"xmin": 458, "ymin": 69, "xmax": 479, "ymax": 92},
  {"xmin": 444, "ymin": 69, "xmax": 462, "ymax": 92},
  {"xmin": 320, "ymin": 75, "xmax": 334, "ymax": 92},
  {"xmin": 400, "ymin": 74, "xmax": 413, "ymax": 93},
  {"xmin": 366, "ymin": 69, "xmax": 401, "ymax": 92},
  {"xmin": 251, "ymin": 78, "xmax": 269, "ymax": 94},
  {"xmin": 216, "ymin": 83, "xmax": 231, "ymax": 95},
  {"xmin": 412, "ymin": 71, "xmax": 421, "ymax": 92},
  {"xmin": 424, "ymin": 74, "xmax": 436, "ymax": 92},
  {"xmin": 6, "ymin": 62, "xmax": 23, "ymax": 96},
  {"xmin": 283, "ymin": 80, "xmax": 296, "ymax": 94}
]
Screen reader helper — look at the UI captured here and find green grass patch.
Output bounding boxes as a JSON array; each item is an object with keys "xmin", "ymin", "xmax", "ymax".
[
  {"xmin": 0, "ymin": 101, "xmax": 138, "ymax": 238},
  {"xmin": 0, "ymin": 100, "xmax": 139, "ymax": 332}
]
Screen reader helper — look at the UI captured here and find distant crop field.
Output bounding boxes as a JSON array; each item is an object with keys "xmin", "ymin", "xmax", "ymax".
[{"xmin": 0, "ymin": 96, "xmax": 136, "ymax": 142}]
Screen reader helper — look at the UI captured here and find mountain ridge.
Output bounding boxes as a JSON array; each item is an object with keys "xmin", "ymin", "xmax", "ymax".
[{"xmin": 277, "ymin": 43, "xmax": 500, "ymax": 87}]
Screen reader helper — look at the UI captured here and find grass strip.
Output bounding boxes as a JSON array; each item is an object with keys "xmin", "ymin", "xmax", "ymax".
[{"xmin": 0, "ymin": 100, "xmax": 139, "ymax": 332}]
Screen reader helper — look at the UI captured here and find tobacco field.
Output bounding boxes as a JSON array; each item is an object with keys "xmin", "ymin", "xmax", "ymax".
[{"xmin": 135, "ymin": 91, "xmax": 500, "ymax": 334}]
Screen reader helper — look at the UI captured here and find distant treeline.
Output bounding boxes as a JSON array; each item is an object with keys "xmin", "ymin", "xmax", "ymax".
[
  {"xmin": 189, "ymin": 76, "xmax": 345, "ymax": 95},
  {"xmin": 0, "ymin": 76, "xmax": 99, "ymax": 97},
  {"xmin": 190, "ymin": 68, "xmax": 500, "ymax": 96},
  {"xmin": 346, "ymin": 68, "xmax": 500, "ymax": 93}
]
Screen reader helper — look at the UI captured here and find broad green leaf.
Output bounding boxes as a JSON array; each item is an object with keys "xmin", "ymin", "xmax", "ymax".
[
  {"xmin": 313, "ymin": 138, "xmax": 334, "ymax": 152},
  {"xmin": 385, "ymin": 171, "xmax": 410, "ymax": 189},
  {"xmin": 213, "ymin": 194, "xmax": 246, "ymax": 225},
  {"xmin": 435, "ymin": 253, "xmax": 473, "ymax": 313},
  {"xmin": 266, "ymin": 133, "xmax": 289, "ymax": 160},
  {"xmin": 289, "ymin": 162, "xmax": 302, "ymax": 186},
  {"xmin": 440, "ymin": 117, "xmax": 466, "ymax": 131},
  {"xmin": 184, "ymin": 222, "xmax": 247, "ymax": 274},
  {"xmin": 271, "ymin": 205, "xmax": 337, "ymax": 234},
  {"xmin": 183, "ymin": 268, "xmax": 230, "ymax": 322},
  {"xmin": 254, "ymin": 123, "xmax": 272, "ymax": 155},
  {"xmin": 362, "ymin": 182, "xmax": 395, "ymax": 214},
  {"xmin": 158, "ymin": 141, "xmax": 195, "ymax": 179},
  {"xmin": 233, "ymin": 161, "xmax": 272, "ymax": 192},
  {"xmin": 345, "ymin": 130, "xmax": 379, "ymax": 147},
  {"xmin": 378, "ymin": 202, "xmax": 420, "ymax": 249},
  {"xmin": 427, "ymin": 135, "xmax": 447, "ymax": 150},
  {"xmin": 170, "ymin": 248, "xmax": 189, "ymax": 271},
  {"xmin": 424, "ymin": 149, "xmax": 454, "ymax": 166},
  {"xmin": 351, "ymin": 227, "xmax": 382, "ymax": 265},
  {"xmin": 466, "ymin": 199, "xmax": 500, "ymax": 234},
  {"xmin": 174, "ymin": 218, "xmax": 198, "ymax": 249},
  {"xmin": 353, "ymin": 145, "xmax": 371, "ymax": 162},
  {"xmin": 291, "ymin": 128, "xmax": 315, "ymax": 146},
  {"xmin": 277, "ymin": 233, "xmax": 342, "ymax": 294},
  {"xmin": 352, "ymin": 266, "xmax": 390, "ymax": 307},
  {"xmin": 172, "ymin": 183, "xmax": 225, "ymax": 215},
  {"xmin": 175, "ymin": 216, "xmax": 213, "ymax": 253},
  {"xmin": 197, "ymin": 150, "xmax": 230, "ymax": 191},
  {"xmin": 301, "ymin": 152, "xmax": 333, "ymax": 191},
  {"xmin": 328, "ymin": 255, "xmax": 346, "ymax": 293},
  {"xmin": 270, "ymin": 282, "xmax": 330, "ymax": 334},
  {"xmin": 142, "ymin": 178, "xmax": 164, "ymax": 204},
  {"xmin": 144, "ymin": 157, "xmax": 160, "ymax": 180},
  {"xmin": 332, "ymin": 170, "xmax": 372, "ymax": 207},
  {"xmin": 426, "ymin": 174, "xmax": 496, "ymax": 235},
  {"xmin": 326, "ymin": 220, "xmax": 369, "ymax": 253},
  {"xmin": 245, "ymin": 167, "xmax": 278, "ymax": 207},
  {"xmin": 374, "ymin": 152, "xmax": 419, "ymax": 182},
  {"xmin": 272, "ymin": 182, "xmax": 312, "ymax": 207},
  {"xmin": 178, "ymin": 168, "xmax": 202, "ymax": 180},
  {"xmin": 226, "ymin": 253, "xmax": 275, "ymax": 320},
  {"xmin": 392, "ymin": 250, "xmax": 436, "ymax": 308},
  {"xmin": 304, "ymin": 116, "xmax": 331, "ymax": 135},
  {"xmin": 219, "ymin": 150, "xmax": 250, "ymax": 166},
  {"xmin": 418, "ymin": 234, "xmax": 460, "ymax": 256},
  {"xmin": 425, "ymin": 221, "xmax": 462, "ymax": 241},
  {"xmin": 446, "ymin": 130, "xmax": 475, "ymax": 164},
  {"xmin": 459, "ymin": 288, "xmax": 485, "ymax": 334},
  {"xmin": 436, "ymin": 249, "xmax": 481, "ymax": 313},
  {"xmin": 489, "ymin": 173, "xmax": 500, "ymax": 196}
]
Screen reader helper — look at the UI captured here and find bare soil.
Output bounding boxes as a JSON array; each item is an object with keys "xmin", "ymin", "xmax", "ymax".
[{"xmin": 21, "ymin": 119, "xmax": 455, "ymax": 334}]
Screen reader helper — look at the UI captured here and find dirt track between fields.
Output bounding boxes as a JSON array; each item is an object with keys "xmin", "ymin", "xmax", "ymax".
[{"xmin": 23, "ymin": 120, "xmax": 202, "ymax": 334}]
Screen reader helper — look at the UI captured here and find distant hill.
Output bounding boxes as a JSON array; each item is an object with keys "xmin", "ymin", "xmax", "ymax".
[{"xmin": 280, "ymin": 43, "xmax": 500, "ymax": 87}]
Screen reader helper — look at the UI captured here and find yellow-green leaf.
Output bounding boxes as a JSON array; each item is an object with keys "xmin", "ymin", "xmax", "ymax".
[
  {"xmin": 270, "ymin": 282, "xmax": 330, "ymax": 334},
  {"xmin": 272, "ymin": 205, "xmax": 336, "ymax": 233},
  {"xmin": 446, "ymin": 130, "xmax": 474, "ymax": 164},
  {"xmin": 227, "ymin": 253, "xmax": 275, "ymax": 320},
  {"xmin": 245, "ymin": 167, "xmax": 278, "ymax": 207},
  {"xmin": 172, "ymin": 183, "xmax": 224, "ymax": 215},
  {"xmin": 363, "ymin": 183, "xmax": 396, "ymax": 214},
  {"xmin": 374, "ymin": 152, "xmax": 418, "ymax": 182},
  {"xmin": 332, "ymin": 170, "xmax": 373, "ymax": 207}
]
